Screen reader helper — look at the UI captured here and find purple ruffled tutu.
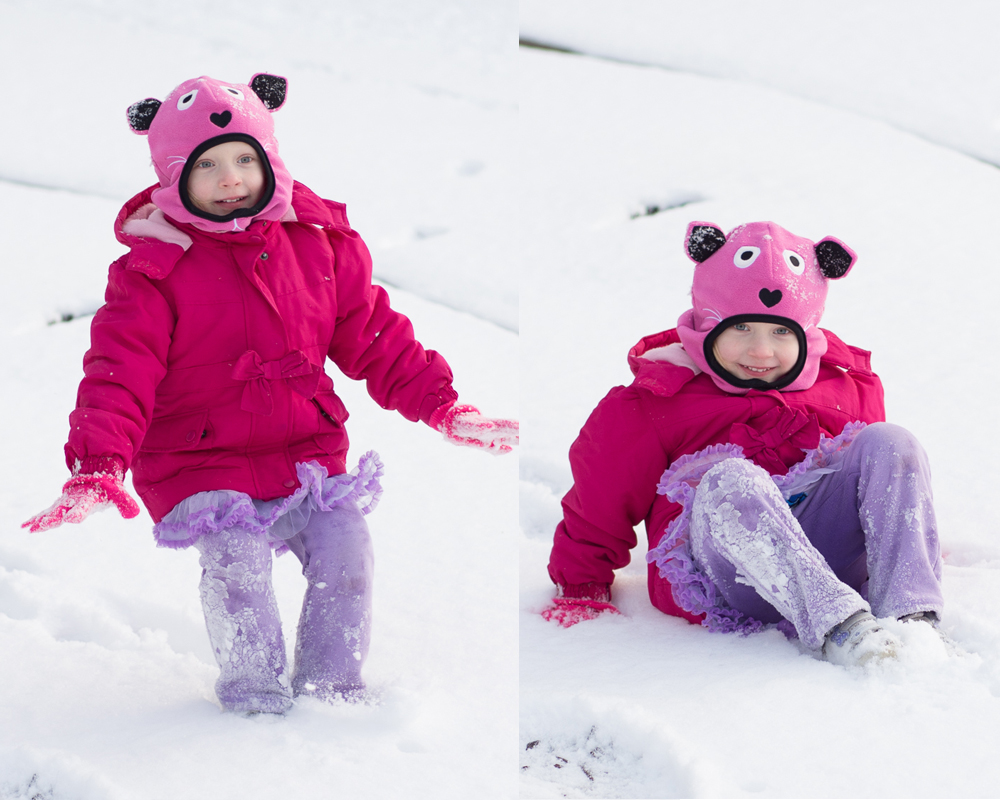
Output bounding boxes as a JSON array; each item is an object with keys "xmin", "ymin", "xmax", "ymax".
[
  {"xmin": 153, "ymin": 451, "xmax": 384, "ymax": 554},
  {"xmin": 645, "ymin": 422, "xmax": 865, "ymax": 633}
]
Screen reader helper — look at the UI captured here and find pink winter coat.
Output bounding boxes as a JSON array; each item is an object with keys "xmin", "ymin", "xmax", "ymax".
[
  {"xmin": 547, "ymin": 328, "xmax": 885, "ymax": 622},
  {"xmin": 66, "ymin": 182, "xmax": 457, "ymax": 522}
]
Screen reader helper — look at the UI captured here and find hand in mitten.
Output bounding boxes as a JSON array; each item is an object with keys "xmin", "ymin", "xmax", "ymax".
[
  {"xmin": 541, "ymin": 597, "xmax": 621, "ymax": 628},
  {"xmin": 431, "ymin": 403, "xmax": 518, "ymax": 454},
  {"xmin": 22, "ymin": 460, "xmax": 141, "ymax": 533}
]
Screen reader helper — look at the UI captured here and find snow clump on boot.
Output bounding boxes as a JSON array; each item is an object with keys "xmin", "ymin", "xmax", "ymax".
[{"xmin": 822, "ymin": 610, "xmax": 901, "ymax": 667}]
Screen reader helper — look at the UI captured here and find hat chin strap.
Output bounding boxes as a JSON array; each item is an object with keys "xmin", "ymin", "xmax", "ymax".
[
  {"xmin": 675, "ymin": 308, "xmax": 825, "ymax": 395},
  {"xmin": 177, "ymin": 134, "xmax": 276, "ymax": 224},
  {"xmin": 702, "ymin": 314, "xmax": 807, "ymax": 391}
]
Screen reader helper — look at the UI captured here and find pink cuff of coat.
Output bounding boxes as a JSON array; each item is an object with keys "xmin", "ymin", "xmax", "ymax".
[
  {"xmin": 421, "ymin": 387, "xmax": 459, "ymax": 427},
  {"xmin": 557, "ymin": 582, "xmax": 612, "ymax": 603},
  {"xmin": 74, "ymin": 455, "xmax": 126, "ymax": 481}
]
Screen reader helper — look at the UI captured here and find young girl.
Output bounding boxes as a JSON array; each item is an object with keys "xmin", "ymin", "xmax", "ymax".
[
  {"xmin": 543, "ymin": 221, "xmax": 942, "ymax": 667},
  {"xmin": 22, "ymin": 74, "xmax": 517, "ymax": 714}
]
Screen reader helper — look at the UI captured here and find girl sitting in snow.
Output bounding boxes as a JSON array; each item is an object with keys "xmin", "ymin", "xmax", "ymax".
[
  {"xmin": 543, "ymin": 220, "xmax": 941, "ymax": 667},
  {"xmin": 22, "ymin": 74, "xmax": 517, "ymax": 714}
]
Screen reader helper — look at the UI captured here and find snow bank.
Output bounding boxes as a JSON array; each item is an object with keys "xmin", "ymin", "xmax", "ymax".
[{"xmin": 521, "ymin": 0, "xmax": 1000, "ymax": 169}]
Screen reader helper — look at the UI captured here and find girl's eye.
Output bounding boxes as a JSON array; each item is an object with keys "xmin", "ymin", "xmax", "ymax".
[
  {"xmin": 733, "ymin": 246, "xmax": 760, "ymax": 268},
  {"xmin": 224, "ymin": 87, "xmax": 245, "ymax": 100},
  {"xmin": 238, "ymin": 155, "xmax": 254, "ymax": 164},
  {"xmin": 197, "ymin": 160, "xmax": 213, "ymax": 169},
  {"xmin": 177, "ymin": 90, "xmax": 198, "ymax": 110},
  {"xmin": 783, "ymin": 249, "xmax": 806, "ymax": 275},
  {"xmin": 733, "ymin": 323, "xmax": 750, "ymax": 331},
  {"xmin": 774, "ymin": 327, "xmax": 790, "ymax": 335}
]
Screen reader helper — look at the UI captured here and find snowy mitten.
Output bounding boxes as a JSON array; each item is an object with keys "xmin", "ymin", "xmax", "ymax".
[
  {"xmin": 22, "ymin": 461, "xmax": 140, "ymax": 532},
  {"xmin": 541, "ymin": 598, "xmax": 621, "ymax": 628},
  {"xmin": 431, "ymin": 403, "xmax": 519, "ymax": 454}
]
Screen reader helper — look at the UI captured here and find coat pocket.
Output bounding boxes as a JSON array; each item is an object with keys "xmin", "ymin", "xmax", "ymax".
[
  {"xmin": 312, "ymin": 390, "xmax": 349, "ymax": 426},
  {"xmin": 141, "ymin": 409, "xmax": 211, "ymax": 453}
]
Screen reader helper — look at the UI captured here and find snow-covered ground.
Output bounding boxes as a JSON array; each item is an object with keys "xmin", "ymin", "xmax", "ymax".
[
  {"xmin": 520, "ymin": 5, "xmax": 1000, "ymax": 798},
  {"xmin": 0, "ymin": 2, "xmax": 516, "ymax": 799}
]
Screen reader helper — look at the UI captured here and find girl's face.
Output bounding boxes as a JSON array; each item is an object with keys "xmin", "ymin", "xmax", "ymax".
[
  {"xmin": 712, "ymin": 321, "xmax": 799, "ymax": 383},
  {"xmin": 186, "ymin": 141, "xmax": 265, "ymax": 215}
]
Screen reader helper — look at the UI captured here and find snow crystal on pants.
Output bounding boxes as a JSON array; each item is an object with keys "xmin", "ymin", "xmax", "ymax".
[
  {"xmin": 195, "ymin": 502, "xmax": 374, "ymax": 712},
  {"xmin": 689, "ymin": 458, "xmax": 864, "ymax": 649},
  {"xmin": 284, "ymin": 503, "xmax": 373, "ymax": 700},
  {"xmin": 196, "ymin": 529, "xmax": 293, "ymax": 714},
  {"xmin": 647, "ymin": 422, "xmax": 943, "ymax": 648},
  {"xmin": 792, "ymin": 422, "xmax": 943, "ymax": 621},
  {"xmin": 163, "ymin": 455, "xmax": 382, "ymax": 712}
]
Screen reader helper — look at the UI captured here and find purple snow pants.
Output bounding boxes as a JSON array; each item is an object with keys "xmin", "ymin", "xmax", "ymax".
[
  {"xmin": 194, "ymin": 503, "xmax": 374, "ymax": 714},
  {"xmin": 689, "ymin": 422, "xmax": 943, "ymax": 649}
]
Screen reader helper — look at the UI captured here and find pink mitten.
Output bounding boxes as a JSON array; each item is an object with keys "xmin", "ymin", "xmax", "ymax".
[
  {"xmin": 22, "ymin": 463, "xmax": 141, "ymax": 533},
  {"xmin": 431, "ymin": 403, "xmax": 519, "ymax": 454},
  {"xmin": 541, "ymin": 597, "xmax": 621, "ymax": 628}
]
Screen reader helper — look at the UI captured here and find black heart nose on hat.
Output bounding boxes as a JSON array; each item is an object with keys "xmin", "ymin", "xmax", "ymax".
[{"xmin": 758, "ymin": 288, "xmax": 782, "ymax": 308}]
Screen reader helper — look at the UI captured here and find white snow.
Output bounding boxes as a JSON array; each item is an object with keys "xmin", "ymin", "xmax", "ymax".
[{"xmin": 520, "ymin": 4, "xmax": 1000, "ymax": 798}]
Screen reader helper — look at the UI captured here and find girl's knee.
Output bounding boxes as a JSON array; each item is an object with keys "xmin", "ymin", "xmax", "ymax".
[
  {"xmin": 855, "ymin": 422, "xmax": 928, "ymax": 467},
  {"xmin": 308, "ymin": 504, "xmax": 370, "ymax": 539},
  {"xmin": 694, "ymin": 458, "xmax": 787, "ymax": 537},
  {"xmin": 699, "ymin": 457, "xmax": 776, "ymax": 501},
  {"xmin": 702, "ymin": 456, "xmax": 769, "ymax": 486},
  {"xmin": 196, "ymin": 527, "xmax": 272, "ymax": 572},
  {"xmin": 335, "ymin": 566, "xmax": 372, "ymax": 598}
]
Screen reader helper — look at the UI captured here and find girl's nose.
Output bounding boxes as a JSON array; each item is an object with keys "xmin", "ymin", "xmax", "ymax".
[
  {"xmin": 219, "ymin": 167, "xmax": 242, "ymax": 187},
  {"xmin": 746, "ymin": 335, "xmax": 773, "ymax": 358}
]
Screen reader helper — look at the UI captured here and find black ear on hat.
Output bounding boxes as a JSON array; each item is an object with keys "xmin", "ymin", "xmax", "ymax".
[
  {"xmin": 685, "ymin": 223, "xmax": 727, "ymax": 263},
  {"xmin": 815, "ymin": 238, "xmax": 856, "ymax": 279},
  {"xmin": 126, "ymin": 98, "xmax": 161, "ymax": 134},
  {"xmin": 250, "ymin": 74, "xmax": 287, "ymax": 110}
]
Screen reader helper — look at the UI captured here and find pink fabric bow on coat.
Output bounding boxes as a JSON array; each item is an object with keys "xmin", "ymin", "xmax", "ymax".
[
  {"xmin": 728, "ymin": 406, "xmax": 820, "ymax": 474},
  {"xmin": 231, "ymin": 349, "xmax": 322, "ymax": 415}
]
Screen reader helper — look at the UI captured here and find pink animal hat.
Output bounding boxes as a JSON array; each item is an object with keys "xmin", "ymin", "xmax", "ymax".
[
  {"xmin": 126, "ymin": 74, "xmax": 294, "ymax": 233},
  {"xmin": 676, "ymin": 221, "xmax": 856, "ymax": 393}
]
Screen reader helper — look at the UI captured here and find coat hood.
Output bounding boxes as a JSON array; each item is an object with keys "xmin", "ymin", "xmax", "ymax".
[
  {"xmin": 126, "ymin": 74, "xmax": 293, "ymax": 233},
  {"xmin": 676, "ymin": 221, "xmax": 857, "ymax": 394}
]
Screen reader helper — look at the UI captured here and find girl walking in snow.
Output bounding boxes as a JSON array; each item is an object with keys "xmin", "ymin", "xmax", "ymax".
[
  {"xmin": 22, "ymin": 74, "xmax": 517, "ymax": 714},
  {"xmin": 543, "ymin": 221, "xmax": 941, "ymax": 666}
]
